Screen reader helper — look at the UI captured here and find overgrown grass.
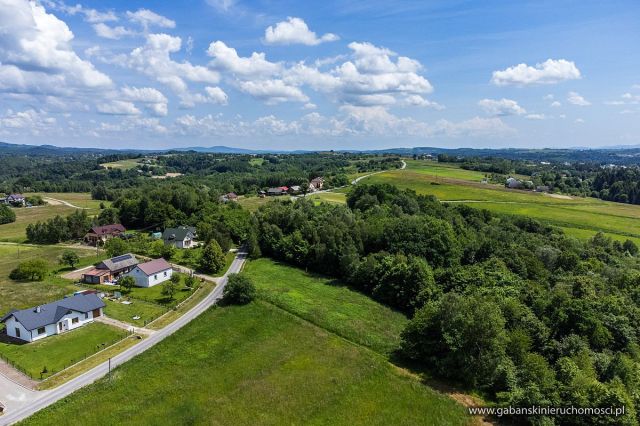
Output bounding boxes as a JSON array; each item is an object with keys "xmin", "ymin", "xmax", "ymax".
[
  {"xmin": 21, "ymin": 302, "xmax": 469, "ymax": 425},
  {"xmin": 0, "ymin": 206, "xmax": 77, "ymax": 242},
  {"xmin": 0, "ymin": 322, "xmax": 126, "ymax": 380},
  {"xmin": 0, "ymin": 244, "xmax": 98, "ymax": 316},
  {"xmin": 244, "ymin": 258, "xmax": 408, "ymax": 355},
  {"xmin": 237, "ymin": 194, "xmax": 292, "ymax": 211}
]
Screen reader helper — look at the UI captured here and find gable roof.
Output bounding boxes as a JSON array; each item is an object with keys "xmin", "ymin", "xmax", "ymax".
[
  {"xmin": 88, "ymin": 224, "xmax": 126, "ymax": 236},
  {"xmin": 136, "ymin": 258, "xmax": 172, "ymax": 276},
  {"xmin": 97, "ymin": 253, "xmax": 138, "ymax": 272},
  {"xmin": 162, "ymin": 226, "xmax": 195, "ymax": 242},
  {"xmin": 1, "ymin": 294, "xmax": 105, "ymax": 331}
]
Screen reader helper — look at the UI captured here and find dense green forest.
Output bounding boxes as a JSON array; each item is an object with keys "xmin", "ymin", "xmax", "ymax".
[
  {"xmin": 0, "ymin": 152, "xmax": 400, "ymax": 198},
  {"xmin": 253, "ymin": 184, "xmax": 640, "ymax": 425}
]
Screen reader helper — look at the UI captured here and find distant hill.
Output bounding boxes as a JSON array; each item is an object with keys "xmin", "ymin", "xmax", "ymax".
[{"xmin": 2, "ymin": 141, "xmax": 640, "ymax": 164}]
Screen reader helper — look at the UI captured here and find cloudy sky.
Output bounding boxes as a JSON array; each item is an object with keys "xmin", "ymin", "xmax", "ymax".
[{"xmin": 1, "ymin": 0, "xmax": 639, "ymax": 150}]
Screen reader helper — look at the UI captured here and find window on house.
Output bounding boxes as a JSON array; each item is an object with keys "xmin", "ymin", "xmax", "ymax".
[
  {"xmin": 37, "ymin": 327, "xmax": 45, "ymax": 335},
  {"xmin": 164, "ymin": 271, "xmax": 167, "ymax": 277},
  {"xmin": 154, "ymin": 274, "xmax": 158, "ymax": 280},
  {"xmin": 15, "ymin": 328, "xmax": 20, "ymax": 338},
  {"xmin": 72, "ymin": 317, "xmax": 79, "ymax": 324},
  {"xmin": 85, "ymin": 313, "xmax": 89, "ymax": 319}
]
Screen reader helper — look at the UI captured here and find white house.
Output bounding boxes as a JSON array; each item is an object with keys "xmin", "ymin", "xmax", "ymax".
[
  {"xmin": 162, "ymin": 226, "xmax": 196, "ymax": 249},
  {"xmin": 0, "ymin": 294, "xmax": 105, "ymax": 343},
  {"xmin": 125, "ymin": 258, "xmax": 173, "ymax": 288}
]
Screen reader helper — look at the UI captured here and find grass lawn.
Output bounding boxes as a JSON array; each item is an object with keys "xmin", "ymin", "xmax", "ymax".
[
  {"xmin": 0, "ymin": 244, "xmax": 99, "ymax": 317},
  {"xmin": 22, "ymin": 302, "xmax": 470, "ymax": 426},
  {"xmin": 0, "ymin": 205, "xmax": 77, "ymax": 242},
  {"xmin": 0, "ymin": 322, "xmax": 126, "ymax": 380},
  {"xmin": 244, "ymin": 258, "xmax": 408, "ymax": 355},
  {"xmin": 103, "ymin": 299, "xmax": 168, "ymax": 327},
  {"xmin": 248, "ymin": 157, "xmax": 264, "ymax": 166}
]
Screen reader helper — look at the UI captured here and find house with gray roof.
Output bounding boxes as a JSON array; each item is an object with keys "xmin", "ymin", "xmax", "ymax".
[
  {"xmin": 81, "ymin": 253, "xmax": 139, "ymax": 284},
  {"xmin": 1, "ymin": 293, "xmax": 105, "ymax": 343},
  {"xmin": 162, "ymin": 226, "xmax": 196, "ymax": 249}
]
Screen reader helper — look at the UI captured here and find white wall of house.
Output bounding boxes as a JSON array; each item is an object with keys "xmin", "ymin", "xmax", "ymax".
[
  {"xmin": 127, "ymin": 266, "xmax": 172, "ymax": 288},
  {"xmin": 4, "ymin": 308, "xmax": 102, "ymax": 343},
  {"xmin": 167, "ymin": 237, "xmax": 192, "ymax": 249},
  {"xmin": 4, "ymin": 316, "xmax": 32, "ymax": 342}
]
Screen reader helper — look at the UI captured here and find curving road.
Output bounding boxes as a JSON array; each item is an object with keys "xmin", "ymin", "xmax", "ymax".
[
  {"xmin": 0, "ymin": 250, "xmax": 247, "ymax": 425},
  {"xmin": 351, "ymin": 160, "xmax": 406, "ymax": 185}
]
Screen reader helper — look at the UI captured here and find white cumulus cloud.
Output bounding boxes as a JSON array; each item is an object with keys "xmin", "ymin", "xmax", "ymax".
[
  {"xmin": 126, "ymin": 9, "xmax": 175, "ymax": 29},
  {"xmin": 478, "ymin": 98, "xmax": 526, "ymax": 116},
  {"xmin": 264, "ymin": 17, "xmax": 339, "ymax": 46},
  {"xmin": 491, "ymin": 59, "xmax": 581, "ymax": 86}
]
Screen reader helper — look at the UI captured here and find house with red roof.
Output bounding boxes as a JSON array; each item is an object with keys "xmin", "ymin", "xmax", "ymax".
[
  {"xmin": 84, "ymin": 223, "xmax": 126, "ymax": 246},
  {"xmin": 124, "ymin": 258, "xmax": 173, "ymax": 288}
]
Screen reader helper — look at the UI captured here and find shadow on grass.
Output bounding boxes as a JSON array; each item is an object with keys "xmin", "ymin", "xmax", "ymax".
[{"xmin": 0, "ymin": 332, "xmax": 28, "ymax": 346}]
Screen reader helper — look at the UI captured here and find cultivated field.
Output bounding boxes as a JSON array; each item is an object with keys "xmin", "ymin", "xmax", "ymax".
[
  {"xmin": 22, "ymin": 302, "xmax": 470, "ymax": 425},
  {"xmin": 28, "ymin": 192, "xmax": 108, "ymax": 210},
  {"xmin": 244, "ymin": 258, "xmax": 408, "ymax": 355}
]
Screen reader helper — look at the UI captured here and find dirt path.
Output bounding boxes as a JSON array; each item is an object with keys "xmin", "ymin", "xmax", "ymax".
[{"xmin": 42, "ymin": 197, "xmax": 88, "ymax": 210}]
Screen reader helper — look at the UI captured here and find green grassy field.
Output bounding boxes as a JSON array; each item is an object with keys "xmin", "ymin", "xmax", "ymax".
[
  {"xmin": 307, "ymin": 191, "xmax": 347, "ymax": 205},
  {"xmin": 237, "ymin": 194, "xmax": 292, "ymax": 211},
  {"xmin": 27, "ymin": 192, "xmax": 108, "ymax": 210},
  {"xmin": 0, "ymin": 206, "xmax": 76, "ymax": 242},
  {"xmin": 244, "ymin": 258, "xmax": 408, "ymax": 355},
  {"xmin": 0, "ymin": 244, "xmax": 98, "ymax": 316},
  {"xmin": 103, "ymin": 299, "xmax": 168, "ymax": 327},
  {"xmin": 367, "ymin": 160, "xmax": 640, "ymax": 241},
  {"xmin": 100, "ymin": 159, "xmax": 141, "ymax": 170},
  {"xmin": 0, "ymin": 322, "xmax": 126, "ymax": 380},
  {"xmin": 22, "ymin": 302, "xmax": 469, "ymax": 425}
]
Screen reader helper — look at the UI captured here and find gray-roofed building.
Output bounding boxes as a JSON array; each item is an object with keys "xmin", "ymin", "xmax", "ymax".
[
  {"xmin": 81, "ymin": 253, "xmax": 138, "ymax": 284},
  {"xmin": 162, "ymin": 226, "xmax": 196, "ymax": 249},
  {"xmin": 1, "ymin": 294, "xmax": 105, "ymax": 343}
]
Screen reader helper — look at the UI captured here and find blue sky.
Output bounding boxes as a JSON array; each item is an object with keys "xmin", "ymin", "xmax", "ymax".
[{"xmin": 0, "ymin": 0, "xmax": 639, "ymax": 150}]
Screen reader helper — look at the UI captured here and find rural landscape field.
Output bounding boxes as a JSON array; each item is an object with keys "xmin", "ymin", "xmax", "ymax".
[{"xmin": 2, "ymin": 0, "xmax": 640, "ymax": 425}]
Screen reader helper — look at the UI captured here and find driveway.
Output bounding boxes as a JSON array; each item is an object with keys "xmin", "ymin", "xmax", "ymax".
[{"xmin": 0, "ymin": 250, "xmax": 247, "ymax": 425}]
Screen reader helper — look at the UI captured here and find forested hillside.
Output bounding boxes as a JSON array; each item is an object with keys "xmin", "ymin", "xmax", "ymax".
[{"xmin": 254, "ymin": 184, "xmax": 640, "ymax": 424}]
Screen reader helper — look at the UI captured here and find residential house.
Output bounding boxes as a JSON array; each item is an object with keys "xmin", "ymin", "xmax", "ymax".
[
  {"xmin": 506, "ymin": 177, "xmax": 522, "ymax": 189},
  {"xmin": 81, "ymin": 253, "xmax": 139, "ymax": 284},
  {"xmin": 1, "ymin": 293, "xmax": 105, "ymax": 343},
  {"xmin": 309, "ymin": 177, "xmax": 324, "ymax": 191},
  {"xmin": 536, "ymin": 185, "xmax": 550, "ymax": 193},
  {"xmin": 125, "ymin": 258, "xmax": 173, "ymax": 288},
  {"xmin": 267, "ymin": 187, "xmax": 285, "ymax": 196},
  {"xmin": 219, "ymin": 192, "xmax": 239, "ymax": 203},
  {"xmin": 162, "ymin": 226, "xmax": 197, "ymax": 249},
  {"xmin": 2, "ymin": 194, "xmax": 26, "ymax": 206},
  {"xmin": 84, "ymin": 224, "xmax": 126, "ymax": 246},
  {"xmin": 289, "ymin": 185, "xmax": 301, "ymax": 194}
]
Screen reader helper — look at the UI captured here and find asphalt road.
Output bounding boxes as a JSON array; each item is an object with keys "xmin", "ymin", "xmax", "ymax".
[{"xmin": 0, "ymin": 249, "xmax": 247, "ymax": 425}]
